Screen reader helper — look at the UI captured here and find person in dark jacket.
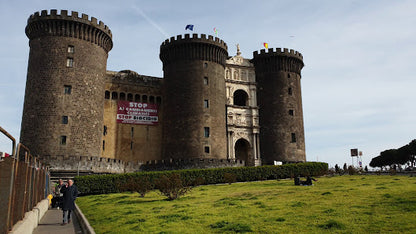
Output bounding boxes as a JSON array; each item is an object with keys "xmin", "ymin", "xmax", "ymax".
[{"xmin": 60, "ymin": 179, "xmax": 78, "ymax": 225}]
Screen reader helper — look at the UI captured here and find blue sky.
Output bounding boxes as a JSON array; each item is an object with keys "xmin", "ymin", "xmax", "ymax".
[{"xmin": 0, "ymin": 0, "xmax": 415, "ymax": 168}]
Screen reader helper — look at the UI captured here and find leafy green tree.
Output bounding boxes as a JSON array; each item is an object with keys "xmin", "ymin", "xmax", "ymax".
[{"xmin": 370, "ymin": 139, "xmax": 416, "ymax": 169}]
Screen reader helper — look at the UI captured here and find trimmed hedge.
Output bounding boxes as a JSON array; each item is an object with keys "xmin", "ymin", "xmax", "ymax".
[{"xmin": 74, "ymin": 162, "xmax": 328, "ymax": 195}]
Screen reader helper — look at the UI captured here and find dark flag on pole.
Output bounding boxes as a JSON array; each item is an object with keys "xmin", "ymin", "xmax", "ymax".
[{"xmin": 185, "ymin": 24, "xmax": 194, "ymax": 31}]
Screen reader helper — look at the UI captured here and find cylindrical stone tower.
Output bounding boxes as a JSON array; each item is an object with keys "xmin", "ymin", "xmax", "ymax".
[
  {"xmin": 160, "ymin": 34, "xmax": 228, "ymax": 159},
  {"xmin": 20, "ymin": 10, "xmax": 113, "ymax": 158},
  {"xmin": 252, "ymin": 48, "xmax": 305, "ymax": 164}
]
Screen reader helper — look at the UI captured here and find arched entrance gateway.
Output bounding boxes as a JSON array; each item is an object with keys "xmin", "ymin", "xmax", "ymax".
[
  {"xmin": 235, "ymin": 138, "xmax": 252, "ymax": 166},
  {"xmin": 233, "ymin": 89, "xmax": 248, "ymax": 106}
]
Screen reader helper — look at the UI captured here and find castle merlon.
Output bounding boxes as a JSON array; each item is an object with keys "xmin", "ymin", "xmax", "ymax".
[
  {"xmin": 27, "ymin": 9, "xmax": 112, "ymax": 37},
  {"xmin": 161, "ymin": 33, "xmax": 227, "ymax": 51},
  {"xmin": 28, "ymin": 9, "xmax": 112, "ymax": 37},
  {"xmin": 253, "ymin": 48, "xmax": 303, "ymax": 60}
]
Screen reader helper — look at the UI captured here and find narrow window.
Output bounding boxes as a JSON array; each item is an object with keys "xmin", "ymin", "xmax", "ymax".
[
  {"xmin": 105, "ymin": 91, "xmax": 110, "ymax": 99},
  {"xmin": 288, "ymin": 87, "xmax": 293, "ymax": 95},
  {"xmin": 288, "ymin": 74, "xmax": 291, "ymax": 78},
  {"xmin": 131, "ymin": 127, "xmax": 134, "ymax": 138},
  {"xmin": 127, "ymin": 93, "xmax": 133, "ymax": 101},
  {"xmin": 203, "ymin": 77, "xmax": 208, "ymax": 85},
  {"xmin": 149, "ymin": 96, "xmax": 155, "ymax": 104},
  {"xmin": 64, "ymin": 85, "xmax": 72, "ymax": 94},
  {"xmin": 103, "ymin": 125, "xmax": 107, "ymax": 136},
  {"xmin": 130, "ymin": 141, "xmax": 133, "ymax": 150},
  {"xmin": 68, "ymin": 45, "xmax": 74, "ymax": 53},
  {"xmin": 66, "ymin": 58, "xmax": 73, "ymax": 67},
  {"xmin": 112, "ymin": 92, "xmax": 118, "ymax": 100},
  {"xmin": 119, "ymin": 92, "xmax": 126, "ymax": 100},
  {"xmin": 203, "ymin": 62, "xmax": 208, "ymax": 68},
  {"xmin": 204, "ymin": 146, "xmax": 210, "ymax": 153},
  {"xmin": 142, "ymin": 95, "xmax": 148, "ymax": 103},
  {"xmin": 103, "ymin": 140, "xmax": 105, "ymax": 151},
  {"xmin": 204, "ymin": 127, "xmax": 210, "ymax": 138},
  {"xmin": 204, "ymin": 99, "xmax": 209, "ymax": 108},
  {"xmin": 289, "ymin": 110, "xmax": 294, "ymax": 116},
  {"xmin": 291, "ymin": 133, "xmax": 296, "ymax": 143},
  {"xmin": 60, "ymin": 136, "xmax": 67, "ymax": 145},
  {"xmin": 156, "ymin": 96, "xmax": 162, "ymax": 105},
  {"xmin": 135, "ymin": 94, "xmax": 140, "ymax": 102},
  {"xmin": 62, "ymin": 116, "xmax": 68, "ymax": 124}
]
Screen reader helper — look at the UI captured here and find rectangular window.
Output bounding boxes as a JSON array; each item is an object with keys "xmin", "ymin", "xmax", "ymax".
[
  {"xmin": 204, "ymin": 146, "xmax": 210, "ymax": 153},
  {"xmin": 288, "ymin": 87, "xmax": 293, "ymax": 95},
  {"xmin": 204, "ymin": 99, "xmax": 209, "ymax": 108},
  {"xmin": 289, "ymin": 110, "xmax": 294, "ymax": 116},
  {"xmin": 291, "ymin": 133, "xmax": 296, "ymax": 143},
  {"xmin": 204, "ymin": 127, "xmax": 210, "ymax": 138},
  {"xmin": 103, "ymin": 140, "xmax": 105, "ymax": 151},
  {"xmin": 131, "ymin": 127, "xmax": 134, "ymax": 138},
  {"xmin": 62, "ymin": 116, "xmax": 68, "ymax": 124},
  {"xmin": 130, "ymin": 141, "xmax": 133, "ymax": 150},
  {"xmin": 60, "ymin": 136, "xmax": 67, "ymax": 145},
  {"xmin": 66, "ymin": 58, "xmax": 73, "ymax": 67},
  {"xmin": 203, "ymin": 77, "xmax": 208, "ymax": 85},
  {"xmin": 68, "ymin": 45, "xmax": 74, "ymax": 53},
  {"xmin": 64, "ymin": 85, "xmax": 72, "ymax": 94}
]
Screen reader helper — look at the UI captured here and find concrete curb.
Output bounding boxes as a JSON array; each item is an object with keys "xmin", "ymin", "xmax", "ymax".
[
  {"xmin": 9, "ymin": 199, "xmax": 49, "ymax": 234},
  {"xmin": 74, "ymin": 203, "xmax": 96, "ymax": 234}
]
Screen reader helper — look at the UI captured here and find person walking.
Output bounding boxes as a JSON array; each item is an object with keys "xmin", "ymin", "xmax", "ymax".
[
  {"xmin": 60, "ymin": 179, "xmax": 78, "ymax": 225},
  {"xmin": 52, "ymin": 179, "xmax": 64, "ymax": 208}
]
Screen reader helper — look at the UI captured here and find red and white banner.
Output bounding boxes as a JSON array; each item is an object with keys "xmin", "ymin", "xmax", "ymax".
[
  {"xmin": 0, "ymin": 151, "xmax": 10, "ymax": 157},
  {"xmin": 116, "ymin": 101, "xmax": 158, "ymax": 125}
]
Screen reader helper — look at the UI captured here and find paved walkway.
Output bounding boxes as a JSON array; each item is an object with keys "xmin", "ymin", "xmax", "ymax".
[{"xmin": 33, "ymin": 208, "xmax": 82, "ymax": 234}]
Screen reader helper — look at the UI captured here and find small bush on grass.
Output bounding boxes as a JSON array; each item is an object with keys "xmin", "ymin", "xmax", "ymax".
[
  {"xmin": 155, "ymin": 173, "xmax": 192, "ymax": 200},
  {"xmin": 117, "ymin": 176, "xmax": 154, "ymax": 197},
  {"xmin": 348, "ymin": 166, "xmax": 357, "ymax": 175},
  {"xmin": 224, "ymin": 172, "xmax": 237, "ymax": 184}
]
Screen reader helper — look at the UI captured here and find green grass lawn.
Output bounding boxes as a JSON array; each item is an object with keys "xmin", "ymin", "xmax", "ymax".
[{"xmin": 76, "ymin": 175, "xmax": 416, "ymax": 233}]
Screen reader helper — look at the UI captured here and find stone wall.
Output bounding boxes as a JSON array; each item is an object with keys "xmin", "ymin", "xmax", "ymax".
[
  {"xmin": 40, "ymin": 155, "xmax": 244, "ymax": 173},
  {"xmin": 102, "ymin": 70, "xmax": 164, "ymax": 162}
]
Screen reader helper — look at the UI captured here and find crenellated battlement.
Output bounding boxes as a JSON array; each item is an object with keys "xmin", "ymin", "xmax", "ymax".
[
  {"xmin": 25, "ymin": 9, "xmax": 113, "ymax": 52},
  {"xmin": 39, "ymin": 155, "xmax": 244, "ymax": 173},
  {"xmin": 161, "ymin": 33, "xmax": 227, "ymax": 50},
  {"xmin": 160, "ymin": 34, "xmax": 228, "ymax": 67},
  {"xmin": 252, "ymin": 47, "xmax": 304, "ymax": 74},
  {"xmin": 253, "ymin": 48, "xmax": 303, "ymax": 61}
]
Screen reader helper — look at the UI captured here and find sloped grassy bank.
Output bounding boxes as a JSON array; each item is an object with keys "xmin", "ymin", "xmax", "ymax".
[{"xmin": 76, "ymin": 175, "xmax": 416, "ymax": 233}]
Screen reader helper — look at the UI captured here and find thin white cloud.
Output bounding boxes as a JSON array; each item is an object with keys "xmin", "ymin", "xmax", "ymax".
[{"xmin": 130, "ymin": 5, "xmax": 170, "ymax": 38}]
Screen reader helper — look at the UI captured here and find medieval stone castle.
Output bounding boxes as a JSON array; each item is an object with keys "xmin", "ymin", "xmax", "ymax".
[{"xmin": 20, "ymin": 10, "xmax": 306, "ymax": 173}]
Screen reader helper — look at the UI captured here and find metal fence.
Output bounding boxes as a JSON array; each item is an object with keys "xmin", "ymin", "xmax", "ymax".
[{"xmin": 0, "ymin": 126, "xmax": 50, "ymax": 234}]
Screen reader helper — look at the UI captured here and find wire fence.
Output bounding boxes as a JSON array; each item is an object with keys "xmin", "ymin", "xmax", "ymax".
[{"xmin": 0, "ymin": 126, "xmax": 50, "ymax": 233}]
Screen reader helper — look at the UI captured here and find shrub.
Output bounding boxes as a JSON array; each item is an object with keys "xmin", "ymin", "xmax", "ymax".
[
  {"xmin": 348, "ymin": 166, "xmax": 357, "ymax": 175},
  {"xmin": 75, "ymin": 162, "xmax": 328, "ymax": 195},
  {"xmin": 154, "ymin": 173, "xmax": 192, "ymax": 200},
  {"xmin": 117, "ymin": 176, "xmax": 153, "ymax": 197},
  {"xmin": 223, "ymin": 173, "xmax": 237, "ymax": 184}
]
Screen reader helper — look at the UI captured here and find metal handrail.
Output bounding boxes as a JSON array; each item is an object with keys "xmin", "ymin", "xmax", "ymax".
[{"xmin": 0, "ymin": 126, "xmax": 16, "ymax": 157}]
